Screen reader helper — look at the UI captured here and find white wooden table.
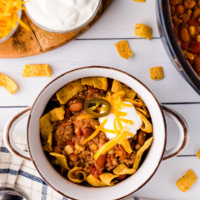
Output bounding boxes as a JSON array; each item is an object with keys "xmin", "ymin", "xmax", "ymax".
[{"xmin": 0, "ymin": 0, "xmax": 200, "ymax": 199}]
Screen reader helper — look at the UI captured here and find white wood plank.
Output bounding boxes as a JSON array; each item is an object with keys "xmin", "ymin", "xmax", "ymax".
[
  {"xmin": 133, "ymin": 157, "xmax": 200, "ymax": 199},
  {"xmin": 0, "ymin": 107, "xmax": 28, "ymax": 135},
  {"xmin": 79, "ymin": 0, "xmax": 160, "ymax": 39},
  {"xmin": 0, "ymin": 39, "xmax": 199, "ymax": 106}
]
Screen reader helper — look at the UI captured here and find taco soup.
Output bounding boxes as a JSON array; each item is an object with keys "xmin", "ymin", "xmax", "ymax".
[{"xmin": 40, "ymin": 77, "xmax": 153, "ymax": 187}]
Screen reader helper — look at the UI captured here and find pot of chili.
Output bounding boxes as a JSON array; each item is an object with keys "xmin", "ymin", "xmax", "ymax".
[{"xmin": 157, "ymin": 0, "xmax": 200, "ymax": 94}]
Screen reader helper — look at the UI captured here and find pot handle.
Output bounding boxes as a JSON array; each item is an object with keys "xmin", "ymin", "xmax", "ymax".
[
  {"xmin": 3, "ymin": 107, "xmax": 31, "ymax": 161},
  {"xmin": 161, "ymin": 105, "xmax": 188, "ymax": 160}
]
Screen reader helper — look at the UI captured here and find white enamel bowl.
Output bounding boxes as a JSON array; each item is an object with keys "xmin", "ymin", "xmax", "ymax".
[{"xmin": 3, "ymin": 66, "xmax": 188, "ymax": 200}]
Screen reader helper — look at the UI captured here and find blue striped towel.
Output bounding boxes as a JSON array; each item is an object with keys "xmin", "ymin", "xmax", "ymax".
[{"xmin": 0, "ymin": 132, "xmax": 69, "ymax": 200}]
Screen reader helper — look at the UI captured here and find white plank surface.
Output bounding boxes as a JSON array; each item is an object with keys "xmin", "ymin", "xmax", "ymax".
[
  {"xmin": 79, "ymin": 0, "xmax": 160, "ymax": 39},
  {"xmin": 0, "ymin": 0, "xmax": 200, "ymax": 199},
  {"xmin": 133, "ymin": 157, "xmax": 200, "ymax": 200},
  {"xmin": 0, "ymin": 39, "xmax": 199, "ymax": 106}
]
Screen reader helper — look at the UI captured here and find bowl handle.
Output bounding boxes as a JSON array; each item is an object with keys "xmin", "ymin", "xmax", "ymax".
[
  {"xmin": 161, "ymin": 105, "xmax": 188, "ymax": 160},
  {"xmin": 3, "ymin": 107, "xmax": 31, "ymax": 161}
]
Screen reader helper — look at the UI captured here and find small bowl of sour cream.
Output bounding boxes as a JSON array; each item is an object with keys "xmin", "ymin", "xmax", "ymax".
[{"xmin": 24, "ymin": 0, "xmax": 102, "ymax": 33}]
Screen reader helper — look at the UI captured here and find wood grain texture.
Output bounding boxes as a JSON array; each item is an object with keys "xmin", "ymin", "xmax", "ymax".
[
  {"xmin": 0, "ymin": 0, "xmax": 112, "ymax": 58},
  {"xmin": 0, "ymin": 14, "xmax": 42, "ymax": 58}
]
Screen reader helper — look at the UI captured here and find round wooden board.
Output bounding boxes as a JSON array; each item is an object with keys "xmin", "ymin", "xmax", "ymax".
[{"xmin": 0, "ymin": 0, "xmax": 112, "ymax": 58}]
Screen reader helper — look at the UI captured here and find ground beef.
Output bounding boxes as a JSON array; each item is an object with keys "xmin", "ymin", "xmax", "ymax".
[
  {"xmin": 73, "ymin": 115, "xmax": 100, "ymax": 131},
  {"xmin": 71, "ymin": 85, "xmax": 106, "ymax": 102},
  {"xmin": 53, "ymin": 120, "xmax": 74, "ymax": 148}
]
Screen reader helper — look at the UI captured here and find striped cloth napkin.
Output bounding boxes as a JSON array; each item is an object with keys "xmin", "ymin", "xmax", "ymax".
[{"xmin": 0, "ymin": 132, "xmax": 68, "ymax": 200}]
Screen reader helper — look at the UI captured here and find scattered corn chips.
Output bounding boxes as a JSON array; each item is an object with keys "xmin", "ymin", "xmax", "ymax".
[
  {"xmin": 134, "ymin": 24, "xmax": 152, "ymax": 40},
  {"xmin": 149, "ymin": 66, "xmax": 164, "ymax": 80},
  {"xmin": 22, "ymin": 64, "xmax": 51, "ymax": 77},
  {"xmin": 56, "ymin": 80, "xmax": 83, "ymax": 104},
  {"xmin": 86, "ymin": 174, "xmax": 107, "ymax": 187},
  {"xmin": 50, "ymin": 152, "xmax": 70, "ymax": 170},
  {"xmin": 0, "ymin": 73, "xmax": 17, "ymax": 95},
  {"xmin": 50, "ymin": 107, "xmax": 65, "ymax": 122},
  {"xmin": 113, "ymin": 163, "xmax": 135, "ymax": 175},
  {"xmin": 115, "ymin": 40, "xmax": 134, "ymax": 59},
  {"xmin": 133, "ymin": 137, "xmax": 154, "ymax": 171},
  {"xmin": 136, "ymin": 111, "xmax": 153, "ymax": 133},
  {"xmin": 0, "ymin": 0, "xmax": 30, "ymax": 39},
  {"xmin": 176, "ymin": 169, "xmax": 197, "ymax": 192},
  {"xmin": 111, "ymin": 80, "xmax": 136, "ymax": 100},
  {"xmin": 81, "ymin": 77, "xmax": 108, "ymax": 90},
  {"xmin": 40, "ymin": 113, "xmax": 53, "ymax": 141},
  {"xmin": 99, "ymin": 173, "xmax": 119, "ymax": 186},
  {"xmin": 196, "ymin": 151, "xmax": 200, "ymax": 159},
  {"xmin": 68, "ymin": 167, "xmax": 86, "ymax": 183},
  {"xmin": 42, "ymin": 132, "xmax": 53, "ymax": 152}
]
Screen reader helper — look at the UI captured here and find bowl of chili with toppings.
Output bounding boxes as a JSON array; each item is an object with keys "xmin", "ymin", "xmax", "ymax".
[
  {"xmin": 3, "ymin": 67, "xmax": 188, "ymax": 200},
  {"xmin": 157, "ymin": 0, "xmax": 200, "ymax": 94}
]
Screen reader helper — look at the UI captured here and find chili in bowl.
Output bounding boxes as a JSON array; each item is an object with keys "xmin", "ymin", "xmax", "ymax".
[{"xmin": 40, "ymin": 77, "xmax": 154, "ymax": 187}]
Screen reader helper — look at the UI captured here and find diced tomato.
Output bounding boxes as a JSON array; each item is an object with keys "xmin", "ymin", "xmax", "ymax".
[
  {"xmin": 181, "ymin": 42, "xmax": 189, "ymax": 50},
  {"xmin": 69, "ymin": 153, "xmax": 78, "ymax": 162},
  {"xmin": 96, "ymin": 155, "xmax": 106, "ymax": 168},
  {"xmin": 106, "ymin": 157, "xmax": 111, "ymax": 163},
  {"xmin": 66, "ymin": 139, "xmax": 75, "ymax": 149},
  {"xmin": 188, "ymin": 19, "xmax": 199, "ymax": 26},
  {"xmin": 189, "ymin": 41, "xmax": 200, "ymax": 53},
  {"xmin": 90, "ymin": 165, "xmax": 96, "ymax": 175},
  {"xmin": 117, "ymin": 174, "xmax": 127, "ymax": 181},
  {"xmin": 90, "ymin": 165, "xmax": 103, "ymax": 178}
]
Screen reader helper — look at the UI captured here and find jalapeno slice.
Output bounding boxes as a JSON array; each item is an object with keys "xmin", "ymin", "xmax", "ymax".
[{"xmin": 84, "ymin": 98, "xmax": 111, "ymax": 118}]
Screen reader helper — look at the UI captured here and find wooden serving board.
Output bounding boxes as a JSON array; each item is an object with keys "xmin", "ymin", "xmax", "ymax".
[{"xmin": 0, "ymin": 0, "xmax": 112, "ymax": 58}]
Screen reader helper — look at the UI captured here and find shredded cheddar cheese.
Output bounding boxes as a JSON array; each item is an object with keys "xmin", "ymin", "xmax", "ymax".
[
  {"xmin": 114, "ymin": 119, "xmax": 132, "ymax": 154},
  {"xmin": 0, "ymin": 0, "xmax": 30, "ymax": 39},
  {"xmin": 76, "ymin": 114, "xmax": 96, "ymax": 121},
  {"xmin": 94, "ymin": 124, "xmax": 131, "ymax": 160},
  {"xmin": 94, "ymin": 91, "xmax": 135, "ymax": 157},
  {"xmin": 82, "ymin": 119, "xmax": 108, "ymax": 145},
  {"xmin": 82, "ymin": 91, "xmax": 141, "ymax": 158},
  {"xmin": 117, "ymin": 117, "xmax": 134, "ymax": 125}
]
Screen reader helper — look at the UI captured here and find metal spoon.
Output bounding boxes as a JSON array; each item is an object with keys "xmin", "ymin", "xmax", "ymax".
[{"xmin": 0, "ymin": 187, "xmax": 27, "ymax": 200}]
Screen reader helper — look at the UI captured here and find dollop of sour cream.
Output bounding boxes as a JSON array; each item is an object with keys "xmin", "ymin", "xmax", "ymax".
[
  {"xmin": 99, "ymin": 102, "xmax": 142, "ymax": 140},
  {"xmin": 26, "ymin": 0, "xmax": 99, "ymax": 31}
]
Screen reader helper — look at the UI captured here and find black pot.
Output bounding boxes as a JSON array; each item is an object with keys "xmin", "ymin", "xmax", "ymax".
[{"xmin": 156, "ymin": 0, "xmax": 200, "ymax": 95}]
